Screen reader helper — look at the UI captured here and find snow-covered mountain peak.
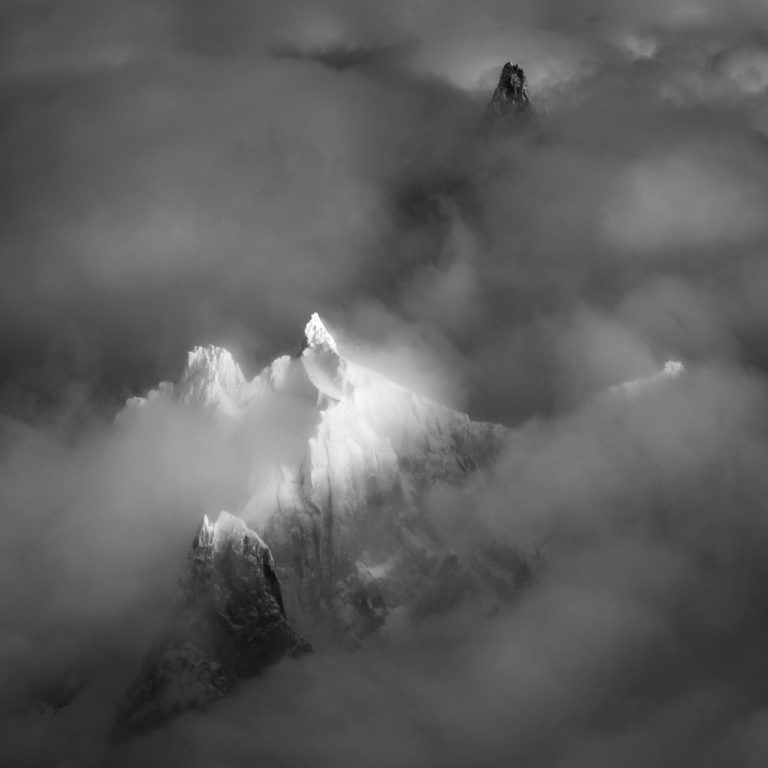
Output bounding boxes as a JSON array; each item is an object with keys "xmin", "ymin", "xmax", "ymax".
[
  {"xmin": 177, "ymin": 345, "xmax": 246, "ymax": 412},
  {"xmin": 303, "ymin": 312, "xmax": 338, "ymax": 353},
  {"xmin": 300, "ymin": 313, "xmax": 347, "ymax": 402}
]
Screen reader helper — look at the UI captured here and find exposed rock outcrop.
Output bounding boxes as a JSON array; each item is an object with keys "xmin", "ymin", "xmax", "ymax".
[
  {"xmin": 115, "ymin": 512, "xmax": 309, "ymax": 735},
  {"xmin": 487, "ymin": 61, "xmax": 532, "ymax": 117}
]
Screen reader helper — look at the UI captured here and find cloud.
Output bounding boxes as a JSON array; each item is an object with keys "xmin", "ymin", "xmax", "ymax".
[{"xmin": 602, "ymin": 151, "xmax": 768, "ymax": 254}]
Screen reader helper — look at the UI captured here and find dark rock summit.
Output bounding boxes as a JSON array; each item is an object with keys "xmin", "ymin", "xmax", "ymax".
[
  {"xmin": 487, "ymin": 61, "xmax": 532, "ymax": 117},
  {"xmin": 115, "ymin": 511, "xmax": 310, "ymax": 735}
]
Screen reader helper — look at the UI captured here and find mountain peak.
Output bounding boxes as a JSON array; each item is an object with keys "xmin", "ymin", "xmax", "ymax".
[
  {"xmin": 177, "ymin": 345, "xmax": 246, "ymax": 410},
  {"xmin": 116, "ymin": 510, "xmax": 309, "ymax": 735},
  {"xmin": 487, "ymin": 61, "xmax": 532, "ymax": 117},
  {"xmin": 303, "ymin": 313, "xmax": 338, "ymax": 353}
]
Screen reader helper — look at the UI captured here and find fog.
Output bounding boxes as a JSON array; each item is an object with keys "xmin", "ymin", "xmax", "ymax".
[{"xmin": 2, "ymin": 0, "xmax": 768, "ymax": 766}]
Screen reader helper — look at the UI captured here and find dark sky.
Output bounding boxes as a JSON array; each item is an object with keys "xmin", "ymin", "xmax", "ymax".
[{"xmin": 3, "ymin": 2, "xmax": 768, "ymax": 766}]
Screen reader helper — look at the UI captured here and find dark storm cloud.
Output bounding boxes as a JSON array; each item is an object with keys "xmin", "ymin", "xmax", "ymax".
[{"xmin": 4, "ymin": 0, "xmax": 768, "ymax": 766}]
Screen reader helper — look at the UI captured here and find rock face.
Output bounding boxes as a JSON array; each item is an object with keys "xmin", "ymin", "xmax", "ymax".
[
  {"xmin": 487, "ymin": 61, "xmax": 531, "ymax": 117},
  {"xmin": 116, "ymin": 512, "xmax": 309, "ymax": 735}
]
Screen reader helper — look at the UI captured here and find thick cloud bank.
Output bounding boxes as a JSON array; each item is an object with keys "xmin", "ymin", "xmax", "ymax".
[{"xmin": 3, "ymin": 1, "xmax": 768, "ymax": 766}]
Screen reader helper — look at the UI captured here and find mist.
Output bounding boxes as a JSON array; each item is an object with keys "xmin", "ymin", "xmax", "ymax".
[{"xmin": 3, "ymin": 0, "xmax": 768, "ymax": 766}]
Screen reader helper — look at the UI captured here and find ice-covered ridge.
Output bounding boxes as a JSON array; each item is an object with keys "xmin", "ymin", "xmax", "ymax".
[
  {"xmin": 121, "ymin": 312, "xmax": 506, "ymax": 530},
  {"xmin": 123, "ymin": 312, "xmax": 466, "ymax": 415},
  {"xmin": 609, "ymin": 360, "xmax": 686, "ymax": 397},
  {"xmin": 122, "ymin": 314, "xmax": 505, "ymax": 480}
]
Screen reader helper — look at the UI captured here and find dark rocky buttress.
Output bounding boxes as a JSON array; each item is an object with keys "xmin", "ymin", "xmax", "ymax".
[
  {"xmin": 115, "ymin": 512, "xmax": 310, "ymax": 735},
  {"xmin": 487, "ymin": 61, "xmax": 532, "ymax": 117}
]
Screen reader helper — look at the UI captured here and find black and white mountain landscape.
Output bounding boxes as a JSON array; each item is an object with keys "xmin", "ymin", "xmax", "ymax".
[{"xmin": 3, "ymin": 2, "xmax": 768, "ymax": 767}]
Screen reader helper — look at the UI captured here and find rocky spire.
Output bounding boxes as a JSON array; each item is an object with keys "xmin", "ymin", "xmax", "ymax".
[
  {"xmin": 303, "ymin": 312, "xmax": 338, "ymax": 353},
  {"xmin": 487, "ymin": 61, "xmax": 531, "ymax": 118},
  {"xmin": 115, "ymin": 511, "xmax": 310, "ymax": 736},
  {"xmin": 176, "ymin": 345, "xmax": 246, "ymax": 411}
]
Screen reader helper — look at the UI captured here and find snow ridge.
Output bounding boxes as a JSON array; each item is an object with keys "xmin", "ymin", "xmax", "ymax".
[{"xmin": 608, "ymin": 360, "xmax": 686, "ymax": 397}]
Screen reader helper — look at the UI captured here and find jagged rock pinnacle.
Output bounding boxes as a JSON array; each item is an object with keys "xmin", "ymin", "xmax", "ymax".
[
  {"xmin": 115, "ymin": 511, "xmax": 309, "ymax": 735},
  {"xmin": 303, "ymin": 312, "xmax": 338, "ymax": 353},
  {"xmin": 487, "ymin": 61, "xmax": 531, "ymax": 117},
  {"xmin": 177, "ymin": 345, "xmax": 246, "ymax": 410}
]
